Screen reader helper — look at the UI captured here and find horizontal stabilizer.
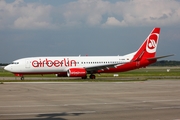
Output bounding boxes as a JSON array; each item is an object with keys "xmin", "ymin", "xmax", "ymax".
[{"xmin": 147, "ymin": 54, "xmax": 174, "ymax": 60}]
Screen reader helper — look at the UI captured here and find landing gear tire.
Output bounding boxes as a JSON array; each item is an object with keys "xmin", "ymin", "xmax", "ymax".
[
  {"xmin": 90, "ymin": 74, "xmax": 96, "ymax": 79},
  {"xmin": 82, "ymin": 75, "xmax": 87, "ymax": 79},
  {"xmin": 21, "ymin": 76, "xmax": 24, "ymax": 80}
]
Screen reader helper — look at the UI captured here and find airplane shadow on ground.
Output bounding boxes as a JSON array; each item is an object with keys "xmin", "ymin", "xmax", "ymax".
[{"xmin": 10, "ymin": 112, "xmax": 85, "ymax": 120}]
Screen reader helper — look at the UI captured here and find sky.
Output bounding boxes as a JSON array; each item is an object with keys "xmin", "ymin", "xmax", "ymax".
[{"xmin": 0, "ymin": 0, "xmax": 180, "ymax": 63}]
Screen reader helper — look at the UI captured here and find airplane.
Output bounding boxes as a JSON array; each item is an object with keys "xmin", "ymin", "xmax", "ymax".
[{"xmin": 4, "ymin": 27, "xmax": 173, "ymax": 80}]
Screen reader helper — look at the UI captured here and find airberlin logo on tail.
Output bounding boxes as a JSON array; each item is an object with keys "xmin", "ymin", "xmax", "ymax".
[
  {"xmin": 146, "ymin": 33, "xmax": 159, "ymax": 53},
  {"xmin": 148, "ymin": 40, "xmax": 156, "ymax": 48}
]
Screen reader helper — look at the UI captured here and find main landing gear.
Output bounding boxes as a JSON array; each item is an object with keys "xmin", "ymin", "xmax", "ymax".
[
  {"xmin": 89, "ymin": 74, "xmax": 96, "ymax": 79},
  {"xmin": 81, "ymin": 76, "xmax": 87, "ymax": 79},
  {"xmin": 81, "ymin": 74, "xmax": 96, "ymax": 79}
]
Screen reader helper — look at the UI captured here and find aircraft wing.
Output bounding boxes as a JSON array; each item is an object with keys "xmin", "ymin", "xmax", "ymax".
[
  {"xmin": 85, "ymin": 54, "xmax": 174, "ymax": 73},
  {"xmin": 85, "ymin": 63, "xmax": 124, "ymax": 73}
]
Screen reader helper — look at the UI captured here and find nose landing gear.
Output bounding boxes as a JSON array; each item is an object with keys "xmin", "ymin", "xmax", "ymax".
[
  {"xmin": 20, "ymin": 76, "xmax": 24, "ymax": 80},
  {"xmin": 14, "ymin": 74, "xmax": 24, "ymax": 80}
]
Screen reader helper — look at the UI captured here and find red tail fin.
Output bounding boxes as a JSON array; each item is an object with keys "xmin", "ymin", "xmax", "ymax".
[{"xmin": 132, "ymin": 28, "xmax": 160, "ymax": 62}]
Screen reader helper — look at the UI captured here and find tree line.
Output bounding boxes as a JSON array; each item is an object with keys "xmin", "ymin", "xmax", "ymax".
[{"xmin": 0, "ymin": 63, "xmax": 9, "ymax": 66}]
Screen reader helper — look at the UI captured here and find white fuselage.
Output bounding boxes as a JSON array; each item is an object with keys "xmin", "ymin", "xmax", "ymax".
[{"xmin": 5, "ymin": 54, "xmax": 133, "ymax": 74}]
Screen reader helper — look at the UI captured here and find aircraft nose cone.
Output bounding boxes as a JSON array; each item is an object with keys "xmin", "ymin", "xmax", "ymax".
[{"xmin": 4, "ymin": 65, "xmax": 11, "ymax": 71}]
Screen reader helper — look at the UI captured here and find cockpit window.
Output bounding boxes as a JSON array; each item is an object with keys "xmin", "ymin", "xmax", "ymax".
[{"xmin": 12, "ymin": 62, "xmax": 19, "ymax": 64}]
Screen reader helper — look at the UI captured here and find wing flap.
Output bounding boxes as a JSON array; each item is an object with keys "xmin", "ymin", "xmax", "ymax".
[{"xmin": 85, "ymin": 63, "xmax": 124, "ymax": 73}]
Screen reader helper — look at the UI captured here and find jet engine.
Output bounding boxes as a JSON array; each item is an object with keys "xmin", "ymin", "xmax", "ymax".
[{"xmin": 67, "ymin": 68, "xmax": 87, "ymax": 77}]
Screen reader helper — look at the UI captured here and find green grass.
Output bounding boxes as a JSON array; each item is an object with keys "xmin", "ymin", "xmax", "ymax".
[
  {"xmin": 120, "ymin": 69, "xmax": 180, "ymax": 77},
  {"xmin": 98, "ymin": 67, "xmax": 180, "ymax": 77},
  {"xmin": 1, "ymin": 66, "xmax": 180, "ymax": 82}
]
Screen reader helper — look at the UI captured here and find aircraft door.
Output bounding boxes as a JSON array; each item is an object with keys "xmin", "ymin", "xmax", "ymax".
[{"xmin": 25, "ymin": 60, "xmax": 30, "ymax": 68}]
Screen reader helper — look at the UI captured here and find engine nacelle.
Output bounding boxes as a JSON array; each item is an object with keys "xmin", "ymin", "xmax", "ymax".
[
  {"xmin": 67, "ymin": 68, "xmax": 87, "ymax": 77},
  {"xmin": 55, "ymin": 72, "xmax": 68, "ymax": 77}
]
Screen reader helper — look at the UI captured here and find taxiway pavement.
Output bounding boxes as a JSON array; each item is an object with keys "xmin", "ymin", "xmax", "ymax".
[{"xmin": 1, "ymin": 80, "xmax": 180, "ymax": 120}]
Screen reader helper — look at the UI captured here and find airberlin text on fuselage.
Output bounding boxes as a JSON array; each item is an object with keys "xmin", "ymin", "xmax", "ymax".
[{"xmin": 32, "ymin": 58, "xmax": 76, "ymax": 67}]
